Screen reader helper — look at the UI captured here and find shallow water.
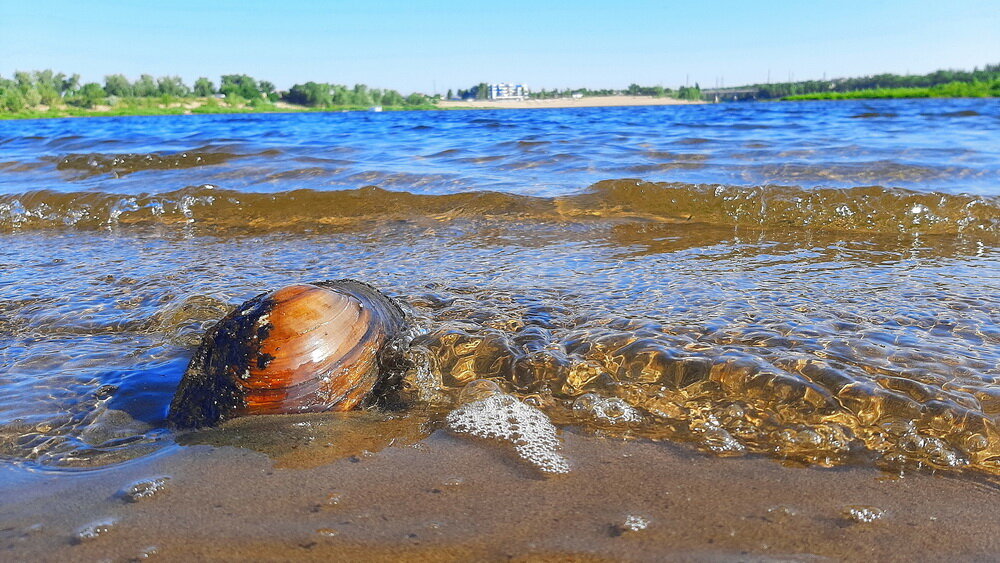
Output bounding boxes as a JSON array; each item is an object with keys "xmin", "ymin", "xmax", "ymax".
[{"xmin": 1, "ymin": 99, "xmax": 998, "ymax": 480}]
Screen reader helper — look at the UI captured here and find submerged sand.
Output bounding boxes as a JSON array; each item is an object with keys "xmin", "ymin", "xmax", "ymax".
[
  {"xmin": 3, "ymin": 421, "xmax": 997, "ymax": 561},
  {"xmin": 436, "ymin": 96, "xmax": 705, "ymax": 110}
]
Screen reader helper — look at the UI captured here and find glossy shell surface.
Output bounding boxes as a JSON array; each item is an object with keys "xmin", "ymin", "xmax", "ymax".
[{"xmin": 168, "ymin": 280, "xmax": 407, "ymax": 428}]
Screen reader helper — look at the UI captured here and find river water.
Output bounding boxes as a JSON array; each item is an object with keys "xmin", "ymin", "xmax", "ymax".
[{"xmin": 1, "ymin": 99, "xmax": 998, "ymax": 482}]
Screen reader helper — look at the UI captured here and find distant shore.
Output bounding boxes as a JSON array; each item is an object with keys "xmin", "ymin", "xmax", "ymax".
[
  {"xmin": 438, "ymin": 95, "xmax": 704, "ymax": 109},
  {"xmin": 0, "ymin": 95, "xmax": 705, "ymax": 120}
]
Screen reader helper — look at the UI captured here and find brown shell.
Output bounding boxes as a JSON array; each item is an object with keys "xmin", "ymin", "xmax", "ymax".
[{"xmin": 168, "ymin": 280, "xmax": 408, "ymax": 428}]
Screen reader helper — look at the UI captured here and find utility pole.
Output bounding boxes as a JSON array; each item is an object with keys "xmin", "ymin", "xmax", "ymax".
[{"xmin": 767, "ymin": 69, "xmax": 770, "ymax": 84}]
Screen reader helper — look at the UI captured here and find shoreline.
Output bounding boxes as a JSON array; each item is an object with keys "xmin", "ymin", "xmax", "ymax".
[
  {"xmin": 0, "ymin": 95, "xmax": 704, "ymax": 121},
  {"xmin": 2, "ymin": 95, "xmax": 993, "ymax": 121},
  {"xmin": 4, "ymin": 425, "xmax": 998, "ymax": 560}
]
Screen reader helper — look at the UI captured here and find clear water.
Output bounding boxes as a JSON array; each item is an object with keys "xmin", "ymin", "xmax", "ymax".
[{"xmin": 0, "ymin": 99, "xmax": 997, "ymax": 475}]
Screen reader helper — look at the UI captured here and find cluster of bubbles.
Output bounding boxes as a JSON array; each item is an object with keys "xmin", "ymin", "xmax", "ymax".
[{"xmin": 445, "ymin": 380, "xmax": 569, "ymax": 474}]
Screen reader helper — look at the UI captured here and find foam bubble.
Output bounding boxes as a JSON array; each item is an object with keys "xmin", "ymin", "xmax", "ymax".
[
  {"xmin": 446, "ymin": 391, "xmax": 570, "ymax": 474},
  {"xmin": 843, "ymin": 505, "xmax": 885, "ymax": 524},
  {"xmin": 572, "ymin": 393, "xmax": 642, "ymax": 424},
  {"xmin": 119, "ymin": 476, "xmax": 170, "ymax": 503},
  {"xmin": 611, "ymin": 513, "xmax": 651, "ymax": 536},
  {"xmin": 73, "ymin": 519, "xmax": 116, "ymax": 544}
]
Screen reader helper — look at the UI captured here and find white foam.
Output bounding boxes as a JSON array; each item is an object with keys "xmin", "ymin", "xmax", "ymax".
[{"xmin": 446, "ymin": 391, "xmax": 570, "ymax": 474}]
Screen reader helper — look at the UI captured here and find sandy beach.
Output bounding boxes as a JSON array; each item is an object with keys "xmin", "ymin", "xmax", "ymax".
[
  {"xmin": 436, "ymin": 96, "xmax": 705, "ymax": 110},
  {"xmin": 4, "ymin": 419, "xmax": 998, "ymax": 561}
]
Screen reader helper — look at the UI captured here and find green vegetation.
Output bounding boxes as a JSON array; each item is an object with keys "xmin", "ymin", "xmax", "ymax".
[
  {"xmin": 0, "ymin": 70, "xmax": 437, "ymax": 119},
  {"xmin": 782, "ymin": 79, "xmax": 1000, "ymax": 100},
  {"xmin": 676, "ymin": 84, "xmax": 701, "ymax": 101},
  {"xmin": 282, "ymin": 82, "xmax": 431, "ymax": 109},
  {"xmin": 453, "ymin": 83, "xmax": 491, "ymax": 100},
  {"xmin": 2, "ymin": 62, "xmax": 997, "ymax": 120},
  {"xmin": 711, "ymin": 63, "xmax": 1000, "ymax": 101}
]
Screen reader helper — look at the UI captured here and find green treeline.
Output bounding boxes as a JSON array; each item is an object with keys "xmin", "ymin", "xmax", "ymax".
[
  {"xmin": 284, "ymin": 82, "xmax": 432, "ymax": 108},
  {"xmin": 783, "ymin": 79, "xmax": 1000, "ymax": 100},
  {"xmin": 717, "ymin": 63, "xmax": 1000, "ymax": 100},
  {"xmin": 0, "ymin": 71, "xmax": 434, "ymax": 116}
]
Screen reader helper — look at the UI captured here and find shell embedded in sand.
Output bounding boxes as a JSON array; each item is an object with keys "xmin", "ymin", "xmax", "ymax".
[{"xmin": 168, "ymin": 280, "xmax": 408, "ymax": 428}]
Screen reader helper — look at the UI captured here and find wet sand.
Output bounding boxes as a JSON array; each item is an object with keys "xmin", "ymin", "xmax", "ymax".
[
  {"xmin": 436, "ymin": 96, "xmax": 705, "ymax": 110},
  {"xmin": 3, "ymin": 423, "xmax": 998, "ymax": 561}
]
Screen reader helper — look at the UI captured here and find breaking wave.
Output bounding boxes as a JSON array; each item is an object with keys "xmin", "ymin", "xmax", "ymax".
[{"xmin": 1, "ymin": 180, "xmax": 997, "ymax": 236}]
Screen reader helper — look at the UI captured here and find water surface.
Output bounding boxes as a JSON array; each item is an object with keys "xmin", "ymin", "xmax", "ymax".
[{"xmin": 1, "ymin": 99, "xmax": 998, "ymax": 478}]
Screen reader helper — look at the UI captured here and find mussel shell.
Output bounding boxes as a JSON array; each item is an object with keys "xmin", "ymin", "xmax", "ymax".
[{"xmin": 168, "ymin": 280, "xmax": 408, "ymax": 428}]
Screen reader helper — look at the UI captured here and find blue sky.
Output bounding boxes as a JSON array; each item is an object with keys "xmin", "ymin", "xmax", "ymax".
[{"xmin": 1, "ymin": 1, "xmax": 996, "ymax": 94}]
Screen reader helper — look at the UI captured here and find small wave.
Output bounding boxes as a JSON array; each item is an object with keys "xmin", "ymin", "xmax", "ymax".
[
  {"xmin": 852, "ymin": 112, "xmax": 899, "ymax": 119},
  {"xmin": 0, "ymin": 180, "xmax": 996, "ymax": 236},
  {"xmin": 48, "ymin": 147, "xmax": 274, "ymax": 177},
  {"xmin": 937, "ymin": 110, "xmax": 982, "ymax": 118}
]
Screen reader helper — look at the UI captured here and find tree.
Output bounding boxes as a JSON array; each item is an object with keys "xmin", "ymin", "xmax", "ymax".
[
  {"xmin": 258, "ymin": 81, "xmax": 276, "ymax": 95},
  {"xmin": 14, "ymin": 71, "xmax": 32, "ymax": 90},
  {"xmin": 61, "ymin": 74, "xmax": 80, "ymax": 95},
  {"xmin": 134, "ymin": 74, "xmax": 157, "ymax": 97},
  {"xmin": 1, "ymin": 88, "xmax": 26, "ymax": 112},
  {"xmin": 380, "ymin": 89, "xmax": 404, "ymax": 106},
  {"xmin": 284, "ymin": 82, "xmax": 336, "ymax": 107},
  {"xmin": 37, "ymin": 84, "xmax": 60, "ymax": 106},
  {"xmin": 157, "ymin": 76, "xmax": 190, "ymax": 97},
  {"xmin": 405, "ymin": 92, "xmax": 427, "ymax": 106},
  {"xmin": 33, "ymin": 70, "xmax": 62, "ymax": 93},
  {"xmin": 104, "ymin": 74, "xmax": 133, "ymax": 97},
  {"xmin": 220, "ymin": 74, "xmax": 260, "ymax": 99},
  {"xmin": 193, "ymin": 77, "xmax": 215, "ymax": 97},
  {"xmin": 677, "ymin": 84, "xmax": 701, "ymax": 101},
  {"xmin": 23, "ymin": 87, "xmax": 41, "ymax": 107},
  {"xmin": 352, "ymin": 83, "xmax": 372, "ymax": 106},
  {"xmin": 73, "ymin": 82, "xmax": 106, "ymax": 108}
]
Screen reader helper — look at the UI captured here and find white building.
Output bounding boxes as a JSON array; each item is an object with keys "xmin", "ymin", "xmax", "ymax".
[{"xmin": 488, "ymin": 83, "xmax": 529, "ymax": 101}]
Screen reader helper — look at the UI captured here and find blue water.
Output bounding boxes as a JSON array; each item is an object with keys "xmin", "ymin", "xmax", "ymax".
[{"xmin": 0, "ymin": 99, "xmax": 997, "ymax": 198}]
